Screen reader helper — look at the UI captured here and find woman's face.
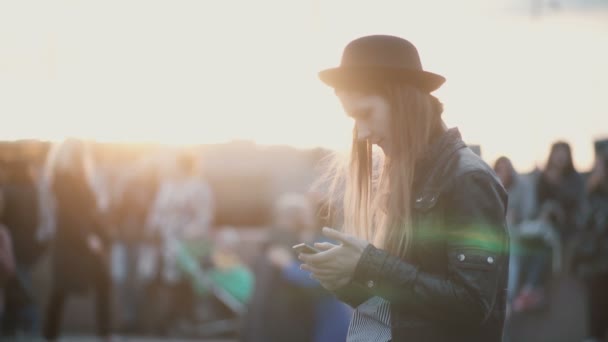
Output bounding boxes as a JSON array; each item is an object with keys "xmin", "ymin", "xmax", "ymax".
[{"xmin": 337, "ymin": 91, "xmax": 392, "ymax": 155}]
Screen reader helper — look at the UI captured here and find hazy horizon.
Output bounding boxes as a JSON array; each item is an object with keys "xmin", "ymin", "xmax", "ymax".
[{"xmin": 1, "ymin": 0, "xmax": 607, "ymax": 172}]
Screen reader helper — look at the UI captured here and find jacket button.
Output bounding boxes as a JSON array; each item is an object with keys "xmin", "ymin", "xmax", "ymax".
[
  {"xmin": 415, "ymin": 197, "xmax": 423, "ymax": 203},
  {"xmin": 367, "ymin": 280, "xmax": 375, "ymax": 288},
  {"xmin": 487, "ymin": 256, "xmax": 495, "ymax": 264},
  {"xmin": 457, "ymin": 254, "xmax": 466, "ymax": 262}
]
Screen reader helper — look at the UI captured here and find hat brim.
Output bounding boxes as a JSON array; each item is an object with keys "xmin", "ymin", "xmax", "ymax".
[{"xmin": 318, "ymin": 66, "xmax": 445, "ymax": 93}]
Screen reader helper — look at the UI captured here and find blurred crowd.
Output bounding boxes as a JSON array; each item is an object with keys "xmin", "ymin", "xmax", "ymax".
[
  {"xmin": 495, "ymin": 139, "xmax": 608, "ymax": 342},
  {"xmin": 0, "ymin": 136, "xmax": 606, "ymax": 341},
  {"xmin": 0, "ymin": 138, "xmax": 349, "ymax": 341}
]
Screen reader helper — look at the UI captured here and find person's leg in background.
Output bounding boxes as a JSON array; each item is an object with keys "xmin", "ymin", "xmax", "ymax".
[
  {"xmin": 1, "ymin": 266, "xmax": 41, "ymax": 337},
  {"xmin": 43, "ymin": 288, "xmax": 66, "ymax": 341},
  {"xmin": 586, "ymin": 273, "xmax": 608, "ymax": 341},
  {"xmin": 94, "ymin": 256, "xmax": 112, "ymax": 339},
  {"xmin": 513, "ymin": 238, "xmax": 552, "ymax": 312},
  {"xmin": 17, "ymin": 266, "xmax": 40, "ymax": 336},
  {"xmin": 135, "ymin": 241, "xmax": 161, "ymax": 335},
  {"xmin": 20, "ymin": 302, "xmax": 40, "ymax": 336},
  {"xmin": 1, "ymin": 280, "xmax": 18, "ymax": 337},
  {"xmin": 525, "ymin": 243, "xmax": 552, "ymax": 290},
  {"xmin": 115, "ymin": 240, "xmax": 140, "ymax": 334},
  {"xmin": 507, "ymin": 237, "xmax": 521, "ymax": 304}
]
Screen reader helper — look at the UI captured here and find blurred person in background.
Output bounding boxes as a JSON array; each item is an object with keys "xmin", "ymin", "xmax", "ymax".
[
  {"xmin": 37, "ymin": 152, "xmax": 58, "ymax": 243},
  {"xmin": 510, "ymin": 141, "xmax": 585, "ymax": 313},
  {"xmin": 536, "ymin": 141, "xmax": 585, "ymax": 240},
  {"xmin": 299, "ymin": 35, "xmax": 509, "ymax": 342},
  {"xmin": 573, "ymin": 139, "xmax": 608, "ymax": 342},
  {"xmin": 0, "ymin": 160, "xmax": 47, "ymax": 338},
  {"xmin": 42, "ymin": 139, "xmax": 113, "ymax": 342},
  {"xmin": 0, "ymin": 189, "xmax": 16, "ymax": 324},
  {"xmin": 494, "ymin": 157, "xmax": 537, "ymax": 229},
  {"xmin": 241, "ymin": 193, "xmax": 351, "ymax": 342},
  {"xmin": 510, "ymin": 201, "xmax": 562, "ymax": 313},
  {"xmin": 111, "ymin": 158, "xmax": 161, "ymax": 335},
  {"xmin": 146, "ymin": 152, "xmax": 215, "ymax": 335},
  {"xmin": 509, "ymin": 141, "xmax": 584, "ymax": 313},
  {"xmin": 493, "ymin": 156, "xmax": 538, "ymax": 310}
]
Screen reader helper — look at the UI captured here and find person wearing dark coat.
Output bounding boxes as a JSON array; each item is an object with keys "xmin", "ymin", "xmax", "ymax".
[
  {"xmin": 510, "ymin": 141, "xmax": 584, "ymax": 312},
  {"xmin": 0, "ymin": 160, "xmax": 47, "ymax": 337},
  {"xmin": 536, "ymin": 141, "xmax": 585, "ymax": 238},
  {"xmin": 573, "ymin": 140, "xmax": 608, "ymax": 342},
  {"xmin": 41, "ymin": 140, "xmax": 112, "ymax": 341}
]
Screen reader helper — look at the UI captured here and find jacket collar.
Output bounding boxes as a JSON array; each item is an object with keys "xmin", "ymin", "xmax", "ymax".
[
  {"xmin": 415, "ymin": 128, "xmax": 464, "ymax": 183},
  {"xmin": 415, "ymin": 128, "xmax": 462, "ymax": 179}
]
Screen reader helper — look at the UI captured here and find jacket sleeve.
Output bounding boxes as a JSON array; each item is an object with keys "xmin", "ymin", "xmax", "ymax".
[
  {"xmin": 333, "ymin": 281, "xmax": 373, "ymax": 308},
  {"xmin": 350, "ymin": 171, "xmax": 509, "ymax": 326}
]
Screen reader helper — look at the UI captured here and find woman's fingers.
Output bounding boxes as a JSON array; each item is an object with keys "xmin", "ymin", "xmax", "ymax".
[
  {"xmin": 314, "ymin": 242, "xmax": 338, "ymax": 251},
  {"xmin": 298, "ymin": 247, "xmax": 339, "ymax": 265},
  {"xmin": 300, "ymin": 264, "xmax": 339, "ymax": 276},
  {"xmin": 322, "ymin": 227, "xmax": 358, "ymax": 246},
  {"xmin": 301, "ymin": 263, "xmax": 345, "ymax": 281}
]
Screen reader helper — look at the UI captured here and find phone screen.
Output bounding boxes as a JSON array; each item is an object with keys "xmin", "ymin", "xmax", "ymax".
[{"xmin": 292, "ymin": 243, "xmax": 320, "ymax": 254}]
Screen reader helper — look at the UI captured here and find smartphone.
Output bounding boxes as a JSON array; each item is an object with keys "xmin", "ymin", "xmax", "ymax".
[{"xmin": 292, "ymin": 243, "xmax": 320, "ymax": 254}]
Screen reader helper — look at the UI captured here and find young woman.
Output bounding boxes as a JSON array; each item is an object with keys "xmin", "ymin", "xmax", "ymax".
[
  {"xmin": 299, "ymin": 35, "xmax": 509, "ymax": 342},
  {"xmin": 493, "ymin": 156, "xmax": 537, "ymax": 309}
]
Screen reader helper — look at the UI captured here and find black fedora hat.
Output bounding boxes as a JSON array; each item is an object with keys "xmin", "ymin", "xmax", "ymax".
[{"xmin": 319, "ymin": 35, "xmax": 445, "ymax": 93}]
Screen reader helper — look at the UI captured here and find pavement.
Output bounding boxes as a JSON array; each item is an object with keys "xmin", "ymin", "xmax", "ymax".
[
  {"xmin": 27, "ymin": 250, "xmax": 592, "ymax": 342},
  {"xmin": 505, "ymin": 273, "xmax": 588, "ymax": 342},
  {"xmin": 2, "ymin": 337, "xmax": 234, "ymax": 342}
]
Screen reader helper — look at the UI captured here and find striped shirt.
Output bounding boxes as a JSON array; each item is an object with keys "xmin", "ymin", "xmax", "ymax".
[{"xmin": 347, "ymin": 296, "xmax": 392, "ymax": 342}]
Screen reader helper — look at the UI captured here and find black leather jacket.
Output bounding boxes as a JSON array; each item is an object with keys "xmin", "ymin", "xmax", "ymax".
[{"xmin": 335, "ymin": 129, "xmax": 509, "ymax": 342}]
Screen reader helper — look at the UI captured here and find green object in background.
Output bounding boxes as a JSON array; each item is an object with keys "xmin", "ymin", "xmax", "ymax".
[
  {"xmin": 208, "ymin": 267, "xmax": 253, "ymax": 304},
  {"xmin": 172, "ymin": 236, "xmax": 253, "ymax": 304}
]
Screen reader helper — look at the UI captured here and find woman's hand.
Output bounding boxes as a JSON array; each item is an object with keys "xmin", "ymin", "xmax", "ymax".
[{"xmin": 299, "ymin": 227, "xmax": 370, "ymax": 291}]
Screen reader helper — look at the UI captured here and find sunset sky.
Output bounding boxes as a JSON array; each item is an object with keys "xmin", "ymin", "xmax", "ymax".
[{"xmin": 1, "ymin": 0, "xmax": 607, "ymax": 172}]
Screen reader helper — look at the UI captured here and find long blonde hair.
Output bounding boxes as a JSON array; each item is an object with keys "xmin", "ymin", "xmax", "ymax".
[{"xmin": 318, "ymin": 84, "xmax": 442, "ymax": 258}]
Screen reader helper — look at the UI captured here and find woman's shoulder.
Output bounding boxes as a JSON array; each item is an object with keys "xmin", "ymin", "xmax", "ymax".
[
  {"xmin": 435, "ymin": 146, "xmax": 503, "ymax": 194},
  {"xmin": 414, "ymin": 147, "xmax": 507, "ymax": 214}
]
